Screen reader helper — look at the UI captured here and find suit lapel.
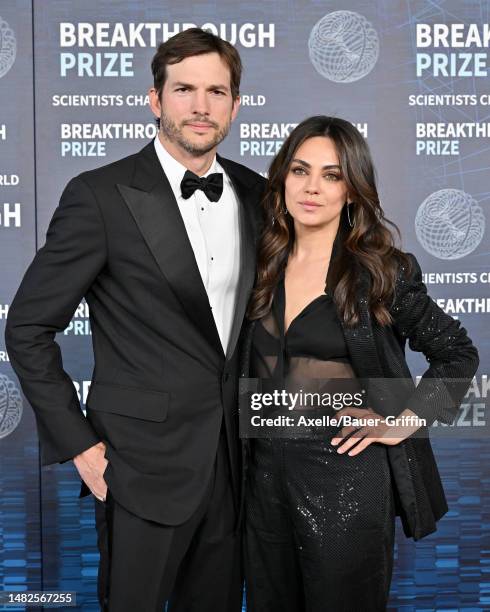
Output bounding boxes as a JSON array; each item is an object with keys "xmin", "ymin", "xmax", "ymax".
[
  {"xmin": 339, "ymin": 269, "xmax": 384, "ymax": 377},
  {"xmin": 218, "ymin": 155, "xmax": 259, "ymax": 361},
  {"xmin": 117, "ymin": 142, "xmax": 225, "ymax": 363},
  {"xmin": 338, "ymin": 268, "xmax": 395, "ymax": 415},
  {"xmin": 325, "ymin": 223, "xmax": 385, "ymax": 380}
]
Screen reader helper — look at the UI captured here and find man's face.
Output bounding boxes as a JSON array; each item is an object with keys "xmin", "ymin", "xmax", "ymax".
[{"xmin": 150, "ymin": 52, "xmax": 240, "ymax": 156}]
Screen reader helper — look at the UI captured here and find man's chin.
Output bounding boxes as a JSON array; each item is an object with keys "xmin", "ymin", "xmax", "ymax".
[{"xmin": 179, "ymin": 136, "xmax": 219, "ymax": 156}]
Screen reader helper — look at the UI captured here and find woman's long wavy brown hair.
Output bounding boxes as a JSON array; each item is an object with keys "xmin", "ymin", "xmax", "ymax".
[{"xmin": 247, "ymin": 115, "xmax": 413, "ymax": 327}]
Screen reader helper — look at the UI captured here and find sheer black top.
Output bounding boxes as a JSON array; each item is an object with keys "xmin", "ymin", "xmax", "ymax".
[
  {"xmin": 251, "ymin": 276, "xmax": 354, "ymax": 377},
  {"xmin": 250, "ymin": 275, "xmax": 363, "ymax": 416}
]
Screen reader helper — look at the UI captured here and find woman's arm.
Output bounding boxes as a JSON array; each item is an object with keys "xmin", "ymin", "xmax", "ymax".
[
  {"xmin": 389, "ymin": 252, "xmax": 479, "ymax": 427},
  {"xmin": 331, "ymin": 252, "xmax": 480, "ymax": 454}
]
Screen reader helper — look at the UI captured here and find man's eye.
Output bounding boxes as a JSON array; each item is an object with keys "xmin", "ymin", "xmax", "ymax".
[
  {"xmin": 176, "ymin": 87, "xmax": 188, "ymax": 92},
  {"xmin": 213, "ymin": 90, "xmax": 225, "ymax": 95}
]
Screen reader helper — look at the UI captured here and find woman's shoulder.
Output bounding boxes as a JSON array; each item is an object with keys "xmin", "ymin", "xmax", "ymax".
[
  {"xmin": 359, "ymin": 248, "xmax": 420, "ymax": 291},
  {"xmin": 390, "ymin": 248, "xmax": 421, "ymax": 284},
  {"xmin": 386, "ymin": 249, "xmax": 429, "ymax": 320},
  {"xmin": 358, "ymin": 247, "xmax": 419, "ymax": 287}
]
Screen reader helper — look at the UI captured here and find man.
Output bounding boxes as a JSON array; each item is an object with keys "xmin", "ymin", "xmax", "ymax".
[{"xmin": 5, "ymin": 27, "xmax": 265, "ymax": 611}]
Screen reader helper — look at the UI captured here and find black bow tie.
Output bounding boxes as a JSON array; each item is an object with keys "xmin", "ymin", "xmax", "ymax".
[{"xmin": 180, "ymin": 170, "xmax": 223, "ymax": 202}]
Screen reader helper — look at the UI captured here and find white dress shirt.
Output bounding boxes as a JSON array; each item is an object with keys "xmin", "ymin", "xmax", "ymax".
[{"xmin": 153, "ymin": 135, "xmax": 241, "ymax": 354}]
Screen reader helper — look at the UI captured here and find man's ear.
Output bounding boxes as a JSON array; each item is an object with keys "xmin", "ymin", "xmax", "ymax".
[
  {"xmin": 148, "ymin": 87, "xmax": 161, "ymax": 120},
  {"xmin": 231, "ymin": 96, "xmax": 241, "ymax": 122}
]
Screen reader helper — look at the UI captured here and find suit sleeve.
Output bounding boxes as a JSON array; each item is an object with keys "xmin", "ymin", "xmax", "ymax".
[
  {"xmin": 5, "ymin": 175, "xmax": 107, "ymax": 465},
  {"xmin": 390, "ymin": 252, "xmax": 479, "ymax": 427}
]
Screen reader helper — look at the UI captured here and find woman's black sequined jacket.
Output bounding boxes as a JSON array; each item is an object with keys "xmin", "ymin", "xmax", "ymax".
[{"xmin": 239, "ymin": 252, "xmax": 479, "ymax": 540}]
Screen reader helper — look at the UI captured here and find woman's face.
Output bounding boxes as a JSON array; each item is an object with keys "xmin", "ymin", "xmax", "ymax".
[{"xmin": 283, "ymin": 136, "xmax": 349, "ymax": 230}]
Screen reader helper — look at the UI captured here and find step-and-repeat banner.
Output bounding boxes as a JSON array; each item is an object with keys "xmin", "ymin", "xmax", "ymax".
[{"xmin": 1, "ymin": 1, "xmax": 489, "ymax": 610}]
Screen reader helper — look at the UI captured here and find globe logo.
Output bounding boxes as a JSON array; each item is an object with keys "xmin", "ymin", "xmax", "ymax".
[
  {"xmin": 308, "ymin": 11, "xmax": 379, "ymax": 83},
  {"xmin": 0, "ymin": 373, "xmax": 23, "ymax": 438},
  {"xmin": 0, "ymin": 17, "xmax": 16, "ymax": 79},
  {"xmin": 415, "ymin": 189, "xmax": 485, "ymax": 259}
]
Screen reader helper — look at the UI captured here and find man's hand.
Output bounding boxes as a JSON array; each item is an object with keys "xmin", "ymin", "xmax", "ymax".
[{"xmin": 73, "ymin": 441, "xmax": 108, "ymax": 501}]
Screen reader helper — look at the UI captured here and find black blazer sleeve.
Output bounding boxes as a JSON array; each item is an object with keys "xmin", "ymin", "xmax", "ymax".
[
  {"xmin": 390, "ymin": 252, "xmax": 479, "ymax": 427},
  {"xmin": 5, "ymin": 175, "xmax": 106, "ymax": 465}
]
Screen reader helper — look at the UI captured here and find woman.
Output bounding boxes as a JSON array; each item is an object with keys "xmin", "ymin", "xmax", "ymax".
[{"xmin": 240, "ymin": 116, "xmax": 479, "ymax": 611}]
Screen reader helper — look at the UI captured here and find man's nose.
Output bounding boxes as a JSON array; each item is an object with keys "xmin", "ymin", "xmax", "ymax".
[{"xmin": 191, "ymin": 89, "xmax": 210, "ymax": 116}]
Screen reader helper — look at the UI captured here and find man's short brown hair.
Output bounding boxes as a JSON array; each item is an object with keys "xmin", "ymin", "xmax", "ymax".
[{"xmin": 151, "ymin": 27, "xmax": 242, "ymax": 100}]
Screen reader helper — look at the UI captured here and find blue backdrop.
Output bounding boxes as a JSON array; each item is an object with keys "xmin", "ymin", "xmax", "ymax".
[{"xmin": 1, "ymin": 1, "xmax": 489, "ymax": 610}]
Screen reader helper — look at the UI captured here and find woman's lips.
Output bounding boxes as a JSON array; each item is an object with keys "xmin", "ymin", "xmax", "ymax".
[{"xmin": 299, "ymin": 201, "xmax": 322, "ymax": 211}]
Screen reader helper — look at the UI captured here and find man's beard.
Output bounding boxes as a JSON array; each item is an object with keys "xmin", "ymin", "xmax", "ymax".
[{"xmin": 160, "ymin": 111, "xmax": 231, "ymax": 155}]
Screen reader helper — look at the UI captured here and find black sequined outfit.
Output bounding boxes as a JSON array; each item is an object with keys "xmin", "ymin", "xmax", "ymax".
[{"xmin": 245, "ymin": 277, "xmax": 396, "ymax": 612}]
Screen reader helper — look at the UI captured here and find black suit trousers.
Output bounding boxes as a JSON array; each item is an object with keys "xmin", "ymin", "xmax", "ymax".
[{"xmin": 94, "ymin": 425, "xmax": 243, "ymax": 612}]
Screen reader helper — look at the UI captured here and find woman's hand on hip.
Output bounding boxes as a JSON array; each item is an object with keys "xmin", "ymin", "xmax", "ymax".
[{"xmin": 330, "ymin": 407, "xmax": 423, "ymax": 456}]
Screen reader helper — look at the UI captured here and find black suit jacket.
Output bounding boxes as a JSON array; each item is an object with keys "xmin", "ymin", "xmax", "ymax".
[
  {"xmin": 5, "ymin": 140, "xmax": 266, "ymax": 526},
  {"xmin": 239, "ymin": 252, "xmax": 479, "ymax": 540}
]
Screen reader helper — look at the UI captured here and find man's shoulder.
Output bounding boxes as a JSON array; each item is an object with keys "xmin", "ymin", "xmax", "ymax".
[
  {"xmin": 73, "ymin": 141, "xmax": 152, "ymax": 189},
  {"xmin": 217, "ymin": 155, "xmax": 266, "ymax": 190}
]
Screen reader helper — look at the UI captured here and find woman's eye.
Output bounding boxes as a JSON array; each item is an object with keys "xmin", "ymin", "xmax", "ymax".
[{"xmin": 290, "ymin": 167, "xmax": 340, "ymax": 181}]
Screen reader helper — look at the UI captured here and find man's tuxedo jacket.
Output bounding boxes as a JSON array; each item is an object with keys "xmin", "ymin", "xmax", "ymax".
[{"xmin": 5, "ymin": 141, "xmax": 266, "ymax": 525}]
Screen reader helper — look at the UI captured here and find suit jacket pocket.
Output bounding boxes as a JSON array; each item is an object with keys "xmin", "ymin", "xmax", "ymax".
[{"xmin": 86, "ymin": 382, "xmax": 169, "ymax": 422}]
